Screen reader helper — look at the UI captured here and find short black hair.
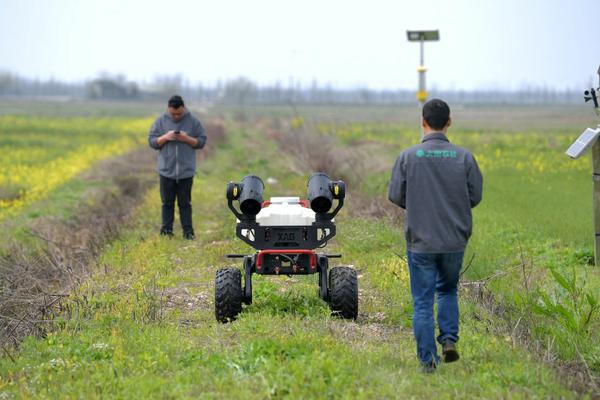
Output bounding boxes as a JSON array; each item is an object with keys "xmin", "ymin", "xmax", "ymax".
[
  {"xmin": 168, "ymin": 95, "xmax": 185, "ymax": 109},
  {"xmin": 422, "ymin": 98, "xmax": 450, "ymax": 130}
]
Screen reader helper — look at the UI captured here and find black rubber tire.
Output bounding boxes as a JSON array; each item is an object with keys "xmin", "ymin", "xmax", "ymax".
[
  {"xmin": 215, "ymin": 268, "xmax": 243, "ymax": 323},
  {"xmin": 329, "ymin": 266, "xmax": 358, "ymax": 320}
]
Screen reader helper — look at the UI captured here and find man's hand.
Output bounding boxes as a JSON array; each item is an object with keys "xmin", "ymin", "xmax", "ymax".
[
  {"xmin": 175, "ymin": 131, "xmax": 199, "ymax": 147},
  {"xmin": 156, "ymin": 130, "xmax": 177, "ymax": 147},
  {"xmin": 165, "ymin": 130, "xmax": 178, "ymax": 141}
]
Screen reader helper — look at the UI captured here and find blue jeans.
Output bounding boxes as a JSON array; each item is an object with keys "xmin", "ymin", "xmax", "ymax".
[{"xmin": 407, "ymin": 250, "xmax": 464, "ymax": 365}]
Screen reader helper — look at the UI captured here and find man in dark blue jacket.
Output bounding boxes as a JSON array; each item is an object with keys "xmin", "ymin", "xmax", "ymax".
[
  {"xmin": 149, "ymin": 95, "xmax": 207, "ymax": 239},
  {"xmin": 388, "ymin": 99, "xmax": 483, "ymax": 372}
]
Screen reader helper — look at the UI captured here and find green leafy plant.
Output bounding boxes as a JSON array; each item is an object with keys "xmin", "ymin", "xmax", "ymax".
[{"xmin": 531, "ymin": 266, "xmax": 599, "ymax": 338}]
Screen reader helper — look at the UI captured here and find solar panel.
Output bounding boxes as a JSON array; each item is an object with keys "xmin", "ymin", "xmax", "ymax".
[
  {"xmin": 406, "ymin": 30, "xmax": 440, "ymax": 41},
  {"xmin": 566, "ymin": 127, "xmax": 600, "ymax": 159}
]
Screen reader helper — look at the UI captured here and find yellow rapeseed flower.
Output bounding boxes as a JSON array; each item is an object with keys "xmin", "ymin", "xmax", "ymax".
[{"xmin": 0, "ymin": 116, "xmax": 151, "ymax": 220}]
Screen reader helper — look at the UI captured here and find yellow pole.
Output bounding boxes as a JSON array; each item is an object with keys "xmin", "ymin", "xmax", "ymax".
[{"xmin": 417, "ymin": 40, "xmax": 428, "ymax": 138}]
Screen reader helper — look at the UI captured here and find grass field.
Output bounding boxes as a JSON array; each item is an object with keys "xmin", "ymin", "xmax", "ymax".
[{"xmin": 0, "ymin": 100, "xmax": 598, "ymax": 398}]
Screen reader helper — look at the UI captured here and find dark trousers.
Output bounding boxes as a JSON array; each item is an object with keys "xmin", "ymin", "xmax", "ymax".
[{"xmin": 160, "ymin": 175, "xmax": 194, "ymax": 234}]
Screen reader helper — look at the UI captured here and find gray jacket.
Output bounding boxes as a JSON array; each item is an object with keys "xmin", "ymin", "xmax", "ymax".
[
  {"xmin": 148, "ymin": 110, "xmax": 207, "ymax": 180},
  {"xmin": 388, "ymin": 132, "xmax": 483, "ymax": 253}
]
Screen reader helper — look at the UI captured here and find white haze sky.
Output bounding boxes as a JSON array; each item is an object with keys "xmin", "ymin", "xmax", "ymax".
[{"xmin": 0, "ymin": 0, "xmax": 599, "ymax": 91}]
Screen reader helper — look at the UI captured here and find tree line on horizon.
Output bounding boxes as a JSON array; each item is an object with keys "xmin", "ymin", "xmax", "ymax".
[{"xmin": 0, "ymin": 71, "xmax": 586, "ymax": 105}]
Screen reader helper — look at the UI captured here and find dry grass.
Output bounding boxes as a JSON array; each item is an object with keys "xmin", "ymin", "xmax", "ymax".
[
  {"xmin": 270, "ymin": 119, "xmax": 404, "ymax": 224},
  {"xmin": 461, "ymin": 271, "xmax": 600, "ymax": 397},
  {"xmin": 0, "ymin": 148, "xmax": 156, "ymax": 347},
  {"xmin": 0, "ymin": 121, "xmax": 228, "ymax": 349}
]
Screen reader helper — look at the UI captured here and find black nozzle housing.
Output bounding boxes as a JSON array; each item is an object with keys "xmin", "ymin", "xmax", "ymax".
[
  {"xmin": 308, "ymin": 173, "xmax": 333, "ymax": 213},
  {"xmin": 238, "ymin": 175, "xmax": 264, "ymax": 216}
]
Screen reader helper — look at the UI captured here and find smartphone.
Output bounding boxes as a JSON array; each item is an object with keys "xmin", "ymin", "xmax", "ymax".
[{"xmin": 174, "ymin": 130, "xmax": 180, "ymax": 135}]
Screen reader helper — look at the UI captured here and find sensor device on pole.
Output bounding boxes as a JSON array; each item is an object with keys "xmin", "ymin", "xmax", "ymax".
[
  {"xmin": 407, "ymin": 30, "xmax": 440, "ymax": 138},
  {"xmin": 565, "ymin": 63, "xmax": 600, "ymax": 266}
]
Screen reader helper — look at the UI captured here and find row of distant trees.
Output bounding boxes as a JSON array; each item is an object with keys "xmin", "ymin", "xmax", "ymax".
[{"xmin": 0, "ymin": 71, "xmax": 586, "ymax": 105}]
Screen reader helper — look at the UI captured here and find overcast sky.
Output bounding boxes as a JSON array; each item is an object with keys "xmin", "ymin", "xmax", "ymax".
[{"xmin": 1, "ymin": 0, "xmax": 599, "ymax": 90}]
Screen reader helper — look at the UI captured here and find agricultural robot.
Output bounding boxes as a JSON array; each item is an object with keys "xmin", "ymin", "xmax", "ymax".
[{"xmin": 214, "ymin": 173, "xmax": 359, "ymax": 322}]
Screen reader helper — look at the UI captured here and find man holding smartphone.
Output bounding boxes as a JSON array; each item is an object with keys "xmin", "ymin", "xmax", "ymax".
[{"xmin": 148, "ymin": 95, "xmax": 207, "ymax": 240}]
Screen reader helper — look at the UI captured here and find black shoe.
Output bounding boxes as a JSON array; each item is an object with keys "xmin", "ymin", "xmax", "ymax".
[
  {"xmin": 421, "ymin": 360, "xmax": 437, "ymax": 374},
  {"xmin": 160, "ymin": 229, "xmax": 174, "ymax": 237},
  {"xmin": 442, "ymin": 340, "xmax": 460, "ymax": 363},
  {"xmin": 183, "ymin": 231, "xmax": 195, "ymax": 240}
]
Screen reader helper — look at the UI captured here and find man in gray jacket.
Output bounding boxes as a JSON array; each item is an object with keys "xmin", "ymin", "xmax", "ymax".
[
  {"xmin": 148, "ymin": 95, "xmax": 207, "ymax": 239},
  {"xmin": 388, "ymin": 99, "xmax": 482, "ymax": 372}
]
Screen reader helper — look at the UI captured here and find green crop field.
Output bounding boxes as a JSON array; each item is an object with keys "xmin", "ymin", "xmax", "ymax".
[
  {"xmin": 0, "ymin": 115, "xmax": 150, "ymax": 221},
  {"xmin": 0, "ymin": 101, "xmax": 598, "ymax": 398}
]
